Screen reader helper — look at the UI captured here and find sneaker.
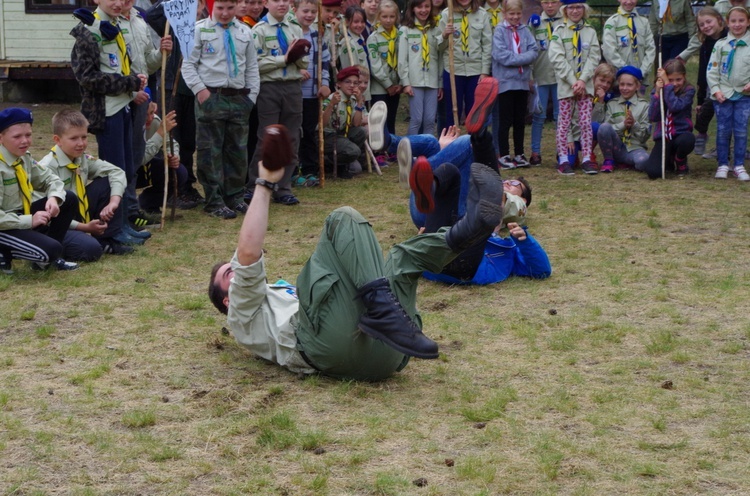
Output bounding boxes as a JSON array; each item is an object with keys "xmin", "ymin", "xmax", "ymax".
[
  {"xmin": 207, "ymin": 206, "xmax": 238, "ymax": 219},
  {"xmin": 112, "ymin": 231, "xmax": 146, "ymax": 246},
  {"xmin": 101, "ymin": 239, "xmax": 134, "ymax": 255},
  {"xmin": 557, "ymin": 162, "xmax": 575, "ymax": 175},
  {"xmin": 588, "ymin": 152, "xmax": 599, "ymax": 168},
  {"xmin": 368, "ymin": 101, "xmax": 389, "ymax": 152},
  {"xmin": 581, "ymin": 161, "xmax": 598, "ymax": 174},
  {"xmin": 397, "ymin": 138, "xmax": 412, "ymax": 189},
  {"xmin": 694, "ymin": 133, "xmax": 707, "ymax": 155},
  {"xmin": 0, "ymin": 255, "xmax": 13, "ymax": 275},
  {"xmin": 182, "ymin": 185, "xmax": 204, "ymax": 203},
  {"xmin": 514, "ymin": 154, "xmax": 530, "ymax": 168},
  {"xmin": 465, "ymin": 77, "xmax": 499, "ymax": 135},
  {"xmin": 122, "ymin": 223, "xmax": 151, "ymax": 239},
  {"xmin": 676, "ymin": 163, "xmax": 689, "ymax": 176},
  {"xmin": 32, "ymin": 259, "xmax": 79, "ymax": 271},
  {"xmin": 409, "ymin": 157, "xmax": 435, "ymax": 214},
  {"xmin": 600, "ymin": 160, "xmax": 614, "ymax": 173},
  {"xmin": 243, "ymin": 188, "xmax": 254, "ymax": 204},
  {"xmin": 734, "ymin": 166, "xmax": 750, "ymax": 181},
  {"xmin": 703, "ymin": 148, "xmax": 717, "ymax": 160},
  {"xmin": 529, "ymin": 153, "xmax": 542, "ymax": 166},
  {"xmin": 234, "ymin": 202, "xmax": 249, "ymax": 214},
  {"xmin": 498, "ymin": 155, "xmax": 516, "ymax": 170},
  {"xmin": 129, "ymin": 210, "xmax": 160, "ymax": 229},
  {"xmin": 715, "ymin": 165, "xmax": 730, "ymax": 179},
  {"xmin": 274, "ymin": 194, "xmax": 300, "ymax": 206}
]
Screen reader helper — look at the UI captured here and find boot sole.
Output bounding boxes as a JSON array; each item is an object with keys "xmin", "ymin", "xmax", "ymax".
[
  {"xmin": 410, "ymin": 158, "xmax": 434, "ymax": 214},
  {"xmin": 465, "ymin": 78, "xmax": 499, "ymax": 134},
  {"xmin": 397, "ymin": 139, "xmax": 412, "ymax": 189},
  {"xmin": 470, "ymin": 163, "xmax": 504, "ymax": 207},
  {"xmin": 368, "ymin": 101, "xmax": 388, "ymax": 152},
  {"xmin": 358, "ymin": 325, "xmax": 439, "ymax": 360}
]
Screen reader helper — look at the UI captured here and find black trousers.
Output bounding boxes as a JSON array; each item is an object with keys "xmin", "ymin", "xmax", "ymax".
[
  {"xmin": 371, "ymin": 93, "xmax": 400, "ymax": 134},
  {"xmin": 497, "ymin": 90, "xmax": 529, "ymax": 157},
  {"xmin": 642, "ymin": 133, "xmax": 696, "ymax": 179},
  {"xmin": 172, "ymin": 91, "xmax": 197, "ymax": 189},
  {"xmin": 299, "ymin": 98, "xmax": 321, "ymax": 176},
  {"xmin": 694, "ymin": 100, "xmax": 715, "ymax": 135}
]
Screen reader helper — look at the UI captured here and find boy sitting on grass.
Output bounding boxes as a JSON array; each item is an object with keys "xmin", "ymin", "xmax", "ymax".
[
  {"xmin": 38, "ymin": 109, "xmax": 133, "ymax": 261},
  {"xmin": 322, "ymin": 66, "xmax": 368, "ymax": 178}
]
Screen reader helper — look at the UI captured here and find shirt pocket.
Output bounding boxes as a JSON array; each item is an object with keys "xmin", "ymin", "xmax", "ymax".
[
  {"xmin": 234, "ymin": 30, "xmax": 253, "ymax": 56},
  {"xmin": 99, "ymin": 40, "xmax": 122, "ymax": 73},
  {"xmin": 199, "ymin": 32, "xmax": 221, "ymax": 58},
  {"xmin": 264, "ymin": 38, "xmax": 282, "ymax": 57}
]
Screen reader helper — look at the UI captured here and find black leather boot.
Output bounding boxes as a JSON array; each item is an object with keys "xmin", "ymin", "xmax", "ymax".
[
  {"xmin": 356, "ymin": 278, "xmax": 439, "ymax": 359},
  {"xmin": 445, "ymin": 163, "xmax": 504, "ymax": 252}
]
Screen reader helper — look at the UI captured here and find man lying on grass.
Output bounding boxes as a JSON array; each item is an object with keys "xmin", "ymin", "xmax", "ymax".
[{"xmin": 208, "ymin": 125, "xmax": 506, "ymax": 380}]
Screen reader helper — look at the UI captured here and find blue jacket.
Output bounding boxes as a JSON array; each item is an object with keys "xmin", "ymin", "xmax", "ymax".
[
  {"xmin": 424, "ymin": 229, "xmax": 552, "ymax": 285},
  {"xmin": 649, "ymin": 84, "xmax": 695, "ymax": 141},
  {"xmin": 491, "ymin": 22, "xmax": 538, "ymax": 93}
]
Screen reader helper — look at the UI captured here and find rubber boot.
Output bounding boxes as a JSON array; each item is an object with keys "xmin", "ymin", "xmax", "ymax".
[
  {"xmin": 445, "ymin": 163, "xmax": 504, "ymax": 252},
  {"xmin": 356, "ymin": 277, "xmax": 439, "ymax": 359}
]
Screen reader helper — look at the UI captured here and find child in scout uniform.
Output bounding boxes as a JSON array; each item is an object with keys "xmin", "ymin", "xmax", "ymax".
[
  {"xmin": 548, "ymin": 0, "xmax": 601, "ymax": 175},
  {"xmin": 182, "ymin": 0, "xmax": 261, "ymax": 219},
  {"xmin": 361, "ymin": 0, "xmax": 381, "ymax": 40},
  {"xmin": 438, "ymin": 0, "xmax": 493, "ymax": 129},
  {"xmin": 649, "ymin": 0, "xmax": 697, "ymax": 62},
  {"xmin": 340, "ymin": 6, "xmax": 372, "ymax": 101},
  {"xmin": 322, "ymin": 66, "xmax": 369, "ymax": 178},
  {"xmin": 706, "ymin": 6, "xmax": 750, "ymax": 181},
  {"xmin": 596, "ymin": 66, "xmax": 650, "ymax": 173},
  {"xmin": 0, "ymin": 108, "xmax": 79, "ymax": 274},
  {"xmin": 367, "ymin": 0, "xmax": 402, "ymax": 134},
  {"xmin": 70, "ymin": 0, "xmax": 151, "ymax": 241},
  {"xmin": 292, "ymin": 0, "xmax": 331, "ymax": 187},
  {"xmin": 398, "ymin": 0, "xmax": 442, "ymax": 137},
  {"xmin": 602, "ymin": 0, "xmax": 655, "ymax": 81},
  {"xmin": 528, "ymin": 0, "xmax": 562, "ymax": 166},
  {"xmin": 244, "ymin": 0, "xmax": 311, "ymax": 207},
  {"xmin": 38, "ymin": 109, "xmax": 133, "ymax": 263}
]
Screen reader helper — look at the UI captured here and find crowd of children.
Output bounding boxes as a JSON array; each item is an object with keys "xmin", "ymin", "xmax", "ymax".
[{"xmin": 3, "ymin": 0, "xmax": 750, "ymax": 275}]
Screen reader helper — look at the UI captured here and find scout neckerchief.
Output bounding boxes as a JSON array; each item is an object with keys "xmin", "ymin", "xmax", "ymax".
[
  {"xmin": 460, "ymin": 8, "xmax": 471, "ymax": 56},
  {"xmin": 416, "ymin": 21, "xmax": 431, "ymax": 70},
  {"xmin": 623, "ymin": 100, "xmax": 633, "ymax": 145},
  {"xmin": 93, "ymin": 12, "xmax": 131, "ymax": 76},
  {"xmin": 356, "ymin": 35, "xmax": 372, "ymax": 72},
  {"xmin": 544, "ymin": 15, "xmax": 559, "ymax": 40},
  {"xmin": 0, "ymin": 151, "xmax": 33, "ymax": 215},
  {"xmin": 618, "ymin": 7, "xmax": 639, "ymax": 63},
  {"xmin": 505, "ymin": 21, "xmax": 523, "ymax": 74},
  {"xmin": 486, "ymin": 5, "xmax": 502, "ymax": 29},
  {"xmin": 570, "ymin": 21, "xmax": 584, "ymax": 78},
  {"xmin": 382, "ymin": 26, "xmax": 398, "ymax": 70},
  {"xmin": 725, "ymin": 38, "xmax": 746, "ymax": 76},
  {"xmin": 53, "ymin": 148, "xmax": 90, "ymax": 223},
  {"xmin": 240, "ymin": 15, "xmax": 258, "ymax": 28},
  {"xmin": 664, "ymin": 107, "xmax": 674, "ymax": 140},
  {"xmin": 221, "ymin": 21, "xmax": 239, "ymax": 77},
  {"xmin": 344, "ymin": 99, "xmax": 352, "ymax": 136}
]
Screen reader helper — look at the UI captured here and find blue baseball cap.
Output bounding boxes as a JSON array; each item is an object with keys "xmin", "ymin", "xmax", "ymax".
[{"xmin": 0, "ymin": 108, "xmax": 33, "ymax": 133}]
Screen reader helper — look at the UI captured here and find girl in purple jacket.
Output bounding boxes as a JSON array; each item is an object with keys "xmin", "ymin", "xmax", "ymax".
[{"xmin": 642, "ymin": 59, "xmax": 696, "ymax": 179}]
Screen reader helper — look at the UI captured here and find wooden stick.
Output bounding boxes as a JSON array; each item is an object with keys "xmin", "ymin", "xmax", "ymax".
[
  {"xmin": 446, "ymin": 0, "xmax": 459, "ymax": 127},
  {"xmin": 169, "ymin": 63, "xmax": 182, "ymax": 222},
  {"xmin": 659, "ymin": 26, "xmax": 665, "ymax": 180},
  {"xmin": 160, "ymin": 21, "xmax": 170, "ymax": 230},
  {"xmin": 317, "ymin": 1, "xmax": 326, "ymax": 187},
  {"xmin": 330, "ymin": 22, "xmax": 338, "ymax": 179},
  {"xmin": 365, "ymin": 142, "xmax": 382, "ymax": 175}
]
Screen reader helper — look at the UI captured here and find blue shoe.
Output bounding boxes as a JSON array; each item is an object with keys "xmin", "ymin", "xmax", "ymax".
[
  {"xmin": 113, "ymin": 231, "xmax": 146, "ymax": 246},
  {"xmin": 122, "ymin": 222, "xmax": 152, "ymax": 239}
]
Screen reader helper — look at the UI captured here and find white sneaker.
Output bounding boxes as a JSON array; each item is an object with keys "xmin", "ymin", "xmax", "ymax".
[
  {"xmin": 734, "ymin": 166, "xmax": 750, "ymax": 181},
  {"xmin": 715, "ymin": 165, "xmax": 730, "ymax": 179},
  {"xmin": 397, "ymin": 138, "xmax": 412, "ymax": 189},
  {"xmin": 514, "ymin": 154, "xmax": 530, "ymax": 167},
  {"xmin": 498, "ymin": 155, "xmax": 516, "ymax": 169},
  {"xmin": 368, "ymin": 101, "xmax": 388, "ymax": 152}
]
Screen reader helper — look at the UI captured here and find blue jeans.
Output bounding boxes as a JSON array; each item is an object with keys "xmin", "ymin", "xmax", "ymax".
[
  {"xmin": 442, "ymin": 72, "xmax": 480, "ymax": 129},
  {"xmin": 713, "ymin": 96, "xmax": 750, "ymax": 167},
  {"xmin": 531, "ymin": 84, "xmax": 558, "ymax": 154},
  {"xmin": 407, "ymin": 135, "xmax": 473, "ymax": 227},
  {"xmin": 387, "ymin": 133, "xmax": 442, "ymax": 158}
]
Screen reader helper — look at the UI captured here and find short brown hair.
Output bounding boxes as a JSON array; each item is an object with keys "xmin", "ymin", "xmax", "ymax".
[
  {"xmin": 208, "ymin": 261, "xmax": 229, "ymax": 315},
  {"xmin": 51, "ymin": 109, "xmax": 89, "ymax": 136},
  {"xmin": 516, "ymin": 176, "xmax": 532, "ymax": 206}
]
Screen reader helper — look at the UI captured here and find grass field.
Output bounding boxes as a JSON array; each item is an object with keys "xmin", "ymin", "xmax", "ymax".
[{"xmin": 1, "ymin": 91, "xmax": 749, "ymax": 495}]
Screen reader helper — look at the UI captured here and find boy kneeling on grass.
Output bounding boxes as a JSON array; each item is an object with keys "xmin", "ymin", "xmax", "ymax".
[
  {"xmin": 0, "ymin": 108, "xmax": 79, "ymax": 274},
  {"xmin": 39, "ymin": 109, "xmax": 134, "ymax": 261}
]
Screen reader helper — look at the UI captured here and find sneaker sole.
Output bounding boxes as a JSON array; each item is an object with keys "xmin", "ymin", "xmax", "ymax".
[
  {"xmin": 409, "ymin": 159, "xmax": 435, "ymax": 214},
  {"xmin": 470, "ymin": 163, "xmax": 505, "ymax": 215},
  {"xmin": 358, "ymin": 325, "xmax": 439, "ymax": 360},
  {"xmin": 368, "ymin": 101, "xmax": 388, "ymax": 152},
  {"xmin": 465, "ymin": 79, "xmax": 499, "ymax": 134},
  {"xmin": 397, "ymin": 139, "xmax": 412, "ymax": 189}
]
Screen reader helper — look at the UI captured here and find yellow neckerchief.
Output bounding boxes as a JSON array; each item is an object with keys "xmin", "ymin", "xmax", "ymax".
[
  {"xmin": 416, "ymin": 21, "xmax": 431, "ymax": 70},
  {"xmin": 459, "ymin": 7, "xmax": 472, "ymax": 55},
  {"xmin": 382, "ymin": 26, "xmax": 398, "ymax": 69},
  {"xmin": 622, "ymin": 98, "xmax": 634, "ymax": 145},
  {"xmin": 52, "ymin": 147, "xmax": 90, "ymax": 223},
  {"xmin": 93, "ymin": 11, "xmax": 131, "ymax": 76},
  {"xmin": 486, "ymin": 5, "xmax": 502, "ymax": 28},
  {"xmin": 569, "ymin": 21, "xmax": 585, "ymax": 78},
  {"xmin": 543, "ymin": 14, "xmax": 559, "ymax": 40},
  {"xmin": 0, "ymin": 150, "xmax": 32, "ymax": 215},
  {"xmin": 617, "ymin": 7, "xmax": 639, "ymax": 62}
]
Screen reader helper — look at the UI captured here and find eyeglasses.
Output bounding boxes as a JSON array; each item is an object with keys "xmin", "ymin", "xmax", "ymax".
[
  {"xmin": 504, "ymin": 180, "xmax": 522, "ymax": 187},
  {"xmin": 566, "ymin": 5, "xmax": 585, "ymax": 10},
  {"xmin": 340, "ymin": 79, "xmax": 359, "ymax": 86}
]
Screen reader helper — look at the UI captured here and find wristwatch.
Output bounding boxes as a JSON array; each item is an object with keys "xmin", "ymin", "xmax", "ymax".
[{"xmin": 255, "ymin": 178, "xmax": 279, "ymax": 192}]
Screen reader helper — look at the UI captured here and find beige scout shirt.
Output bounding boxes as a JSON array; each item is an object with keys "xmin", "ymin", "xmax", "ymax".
[
  {"xmin": 648, "ymin": 0, "xmax": 697, "ymax": 38},
  {"xmin": 227, "ymin": 252, "xmax": 315, "ymax": 375},
  {"xmin": 252, "ymin": 13, "xmax": 308, "ymax": 82},
  {"xmin": 397, "ymin": 24, "xmax": 443, "ymax": 89},
  {"xmin": 323, "ymin": 90, "xmax": 360, "ymax": 133},
  {"xmin": 602, "ymin": 10, "xmax": 655, "ymax": 76},
  {"xmin": 707, "ymin": 31, "xmax": 750, "ymax": 101},
  {"xmin": 367, "ymin": 25, "xmax": 401, "ymax": 95},
  {"xmin": 437, "ymin": 7, "xmax": 493, "ymax": 76},
  {"xmin": 37, "ymin": 145, "xmax": 126, "ymax": 229},
  {"xmin": 120, "ymin": 10, "xmax": 162, "ymax": 76},
  {"xmin": 182, "ymin": 17, "xmax": 260, "ymax": 101},
  {"xmin": 548, "ymin": 21, "xmax": 601, "ymax": 99},
  {"xmin": 0, "ymin": 144, "xmax": 65, "ymax": 231},
  {"xmin": 530, "ymin": 13, "xmax": 564, "ymax": 86},
  {"xmin": 604, "ymin": 95, "xmax": 650, "ymax": 151}
]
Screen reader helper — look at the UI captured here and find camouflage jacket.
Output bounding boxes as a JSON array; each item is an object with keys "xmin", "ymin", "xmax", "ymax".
[{"xmin": 70, "ymin": 23, "xmax": 142, "ymax": 134}]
